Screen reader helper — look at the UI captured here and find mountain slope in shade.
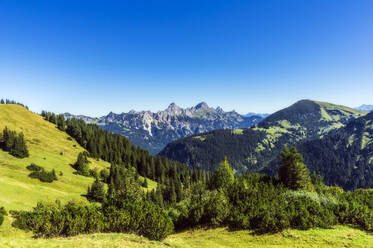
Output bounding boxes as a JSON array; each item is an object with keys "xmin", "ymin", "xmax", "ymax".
[
  {"xmin": 159, "ymin": 100, "xmax": 366, "ymax": 174},
  {"xmin": 65, "ymin": 102, "xmax": 265, "ymax": 155},
  {"xmin": 294, "ymin": 111, "xmax": 373, "ymax": 190},
  {"xmin": 356, "ymin": 104, "xmax": 373, "ymax": 111}
]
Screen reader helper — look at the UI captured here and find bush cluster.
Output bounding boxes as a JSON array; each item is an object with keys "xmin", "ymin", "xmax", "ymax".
[
  {"xmin": 27, "ymin": 163, "xmax": 57, "ymax": 183},
  {"xmin": 11, "ymin": 199, "xmax": 173, "ymax": 241},
  {"xmin": 0, "ymin": 127, "xmax": 29, "ymax": 158}
]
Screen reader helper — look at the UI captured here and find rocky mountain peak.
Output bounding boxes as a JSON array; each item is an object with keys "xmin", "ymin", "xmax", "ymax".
[
  {"xmin": 165, "ymin": 102, "xmax": 182, "ymax": 114},
  {"xmin": 194, "ymin": 101, "xmax": 209, "ymax": 110}
]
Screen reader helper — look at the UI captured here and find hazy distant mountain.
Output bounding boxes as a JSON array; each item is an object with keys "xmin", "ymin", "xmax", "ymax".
[
  {"xmin": 64, "ymin": 102, "xmax": 265, "ymax": 154},
  {"xmin": 159, "ymin": 100, "xmax": 366, "ymax": 176},
  {"xmin": 356, "ymin": 104, "xmax": 373, "ymax": 111},
  {"xmin": 244, "ymin": 112, "xmax": 269, "ymax": 118}
]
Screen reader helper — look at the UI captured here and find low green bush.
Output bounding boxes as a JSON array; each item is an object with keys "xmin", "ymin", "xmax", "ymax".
[{"xmin": 27, "ymin": 163, "xmax": 57, "ymax": 183}]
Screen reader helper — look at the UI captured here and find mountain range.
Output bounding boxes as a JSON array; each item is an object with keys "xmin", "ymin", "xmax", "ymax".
[
  {"xmin": 159, "ymin": 100, "xmax": 373, "ymax": 190},
  {"xmin": 64, "ymin": 102, "xmax": 266, "ymax": 154}
]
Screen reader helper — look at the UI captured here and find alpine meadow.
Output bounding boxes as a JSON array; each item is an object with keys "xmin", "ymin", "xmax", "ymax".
[{"xmin": 1, "ymin": 1, "xmax": 373, "ymax": 247}]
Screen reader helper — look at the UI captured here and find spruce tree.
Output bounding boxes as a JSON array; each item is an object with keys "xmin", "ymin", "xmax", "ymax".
[
  {"xmin": 278, "ymin": 146, "xmax": 314, "ymax": 191},
  {"xmin": 87, "ymin": 178, "xmax": 105, "ymax": 202},
  {"xmin": 74, "ymin": 152, "xmax": 90, "ymax": 176},
  {"xmin": 209, "ymin": 156, "xmax": 234, "ymax": 191},
  {"xmin": 142, "ymin": 178, "xmax": 148, "ymax": 188}
]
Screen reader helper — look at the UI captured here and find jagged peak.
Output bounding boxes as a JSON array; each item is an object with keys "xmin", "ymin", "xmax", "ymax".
[{"xmin": 194, "ymin": 101, "xmax": 209, "ymax": 110}]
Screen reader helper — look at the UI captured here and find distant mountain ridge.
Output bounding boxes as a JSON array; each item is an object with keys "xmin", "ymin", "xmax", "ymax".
[
  {"xmin": 159, "ymin": 100, "xmax": 367, "ymax": 181},
  {"xmin": 64, "ymin": 102, "xmax": 266, "ymax": 154},
  {"xmin": 356, "ymin": 104, "xmax": 373, "ymax": 111}
]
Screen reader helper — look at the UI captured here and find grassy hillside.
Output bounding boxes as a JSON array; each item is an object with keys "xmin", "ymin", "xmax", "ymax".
[
  {"xmin": 0, "ymin": 226, "xmax": 372, "ymax": 247},
  {"xmin": 0, "ymin": 104, "xmax": 157, "ymax": 209},
  {"xmin": 0, "ymin": 104, "xmax": 112, "ymax": 211}
]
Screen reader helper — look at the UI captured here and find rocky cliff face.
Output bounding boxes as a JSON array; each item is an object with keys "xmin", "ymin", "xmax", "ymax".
[{"xmin": 64, "ymin": 102, "xmax": 265, "ymax": 154}]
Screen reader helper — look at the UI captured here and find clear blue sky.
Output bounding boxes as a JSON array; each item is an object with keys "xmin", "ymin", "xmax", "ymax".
[{"xmin": 1, "ymin": 0, "xmax": 372, "ymax": 116}]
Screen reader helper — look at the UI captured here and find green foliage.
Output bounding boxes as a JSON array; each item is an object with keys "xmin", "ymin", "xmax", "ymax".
[
  {"xmin": 0, "ymin": 206, "xmax": 7, "ymax": 226},
  {"xmin": 0, "ymin": 127, "xmax": 29, "ymax": 158},
  {"xmin": 26, "ymin": 163, "xmax": 43, "ymax": 172},
  {"xmin": 297, "ymin": 111, "xmax": 373, "ymax": 190},
  {"xmin": 87, "ymin": 178, "xmax": 106, "ymax": 203},
  {"xmin": 27, "ymin": 163, "xmax": 58, "ymax": 183},
  {"xmin": 142, "ymin": 178, "xmax": 148, "ymax": 188},
  {"xmin": 74, "ymin": 152, "xmax": 90, "ymax": 176},
  {"xmin": 209, "ymin": 157, "xmax": 234, "ymax": 191},
  {"xmin": 12, "ymin": 197, "xmax": 174, "ymax": 241},
  {"xmin": 100, "ymin": 168, "xmax": 110, "ymax": 182},
  {"xmin": 278, "ymin": 146, "xmax": 313, "ymax": 191},
  {"xmin": 57, "ymin": 114, "xmax": 66, "ymax": 131}
]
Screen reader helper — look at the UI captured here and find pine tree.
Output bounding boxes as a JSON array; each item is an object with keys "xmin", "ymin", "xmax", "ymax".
[
  {"xmin": 87, "ymin": 178, "xmax": 105, "ymax": 202},
  {"xmin": 74, "ymin": 152, "xmax": 90, "ymax": 176},
  {"xmin": 57, "ymin": 114, "xmax": 65, "ymax": 131},
  {"xmin": 0, "ymin": 99, "xmax": 4, "ymax": 104},
  {"xmin": 278, "ymin": 146, "xmax": 314, "ymax": 191},
  {"xmin": 142, "ymin": 178, "xmax": 148, "ymax": 188},
  {"xmin": 209, "ymin": 156, "xmax": 234, "ymax": 191}
]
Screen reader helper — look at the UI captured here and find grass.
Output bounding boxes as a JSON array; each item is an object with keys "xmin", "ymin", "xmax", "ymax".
[
  {"xmin": 0, "ymin": 105, "xmax": 157, "ymax": 212},
  {"xmin": 0, "ymin": 104, "xmax": 111, "ymax": 211},
  {"xmin": 0, "ymin": 105, "xmax": 372, "ymax": 247},
  {"xmin": 231, "ymin": 129, "xmax": 243, "ymax": 135},
  {"xmin": 0, "ymin": 226, "xmax": 372, "ymax": 248}
]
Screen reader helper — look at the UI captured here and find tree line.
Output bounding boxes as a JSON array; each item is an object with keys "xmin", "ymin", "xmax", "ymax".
[
  {"xmin": 0, "ymin": 99, "xmax": 29, "ymax": 109},
  {"xmin": 41, "ymin": 111, "xmax": 210, "ymax": 206}
]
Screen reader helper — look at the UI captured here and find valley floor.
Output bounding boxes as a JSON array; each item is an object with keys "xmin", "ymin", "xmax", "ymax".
[{"xmin": 0, "ymin": 223, "xmax": 372, "ymax": 248}]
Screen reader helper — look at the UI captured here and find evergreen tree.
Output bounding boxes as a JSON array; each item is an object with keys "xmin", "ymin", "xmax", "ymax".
[
  {"xmin": 87, "ymin": 178, "xmax": 106, "ymax": 202},
  {"xmin": 278, "ymin": 146, "xmax": 314, "ymax": 191},
  {"xmin": 142, "ymin": 178, "xmax": 148, "ymax": 188},
  {"xmin": 209, "ymin": 156, "xmax": 234, "ymax": 191},
  {"xmin": 100, "ymin": 169, "xmax": 110, "ymax": 182},
  {"xmin": 57, "ymin": 114, "xmax": 66, "ymax": 131},
  {"xmin": 74, "ymin": 152, "xmax": 90, "ymax": 176},
  {"xmin": 1, "ymin": 128, "xmax": 29, "ymax": 158},
  {"xmin": 0, "ymin": 99, "xmax": 4, "ymax": 104}
]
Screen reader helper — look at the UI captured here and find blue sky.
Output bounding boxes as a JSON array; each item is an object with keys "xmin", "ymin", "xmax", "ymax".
[{"xmin": 1, "ymin": 0, "xmax": 372, "ymax": 116}]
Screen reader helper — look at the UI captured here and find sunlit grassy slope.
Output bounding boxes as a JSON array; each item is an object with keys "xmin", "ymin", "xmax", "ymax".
[
  {"xmin": 0, "ymin": 104, "xmax": 112, "ymax": 211},
  {"xmin": 0, "ymin": 226, "xmax": 372, "ymax": 248}
]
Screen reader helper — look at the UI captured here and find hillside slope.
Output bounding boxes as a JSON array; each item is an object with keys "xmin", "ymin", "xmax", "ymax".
[
  {"xmin": 294, "ymin": 111, "xmax": 373, "ymax": 190},
  {"xmin": 0, "ymin": 104, "xmax": 110, "ymax": 211},
  {"xmin": 159, "ymin": 100, "xmax": 366, "ymax": 174}
]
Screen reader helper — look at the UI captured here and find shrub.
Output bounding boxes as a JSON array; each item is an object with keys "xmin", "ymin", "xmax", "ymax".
[
  {"xmin": 12, "ymin": 198, "xmax": 174, "ymax": 241},
  {"xmin": 0, "ymin": 206, "xmax": 7, "ymax": 226},
  {"xmin": 26, "ymin": 163, "xmax": 42, "ymax": 172},
  {"xmin": 87, "ymin": 179, "xmax": 106, "ymax": 203},
  {"xmin": 27, "ymin": 164, "xmax": 57, "ymax": 183}
]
